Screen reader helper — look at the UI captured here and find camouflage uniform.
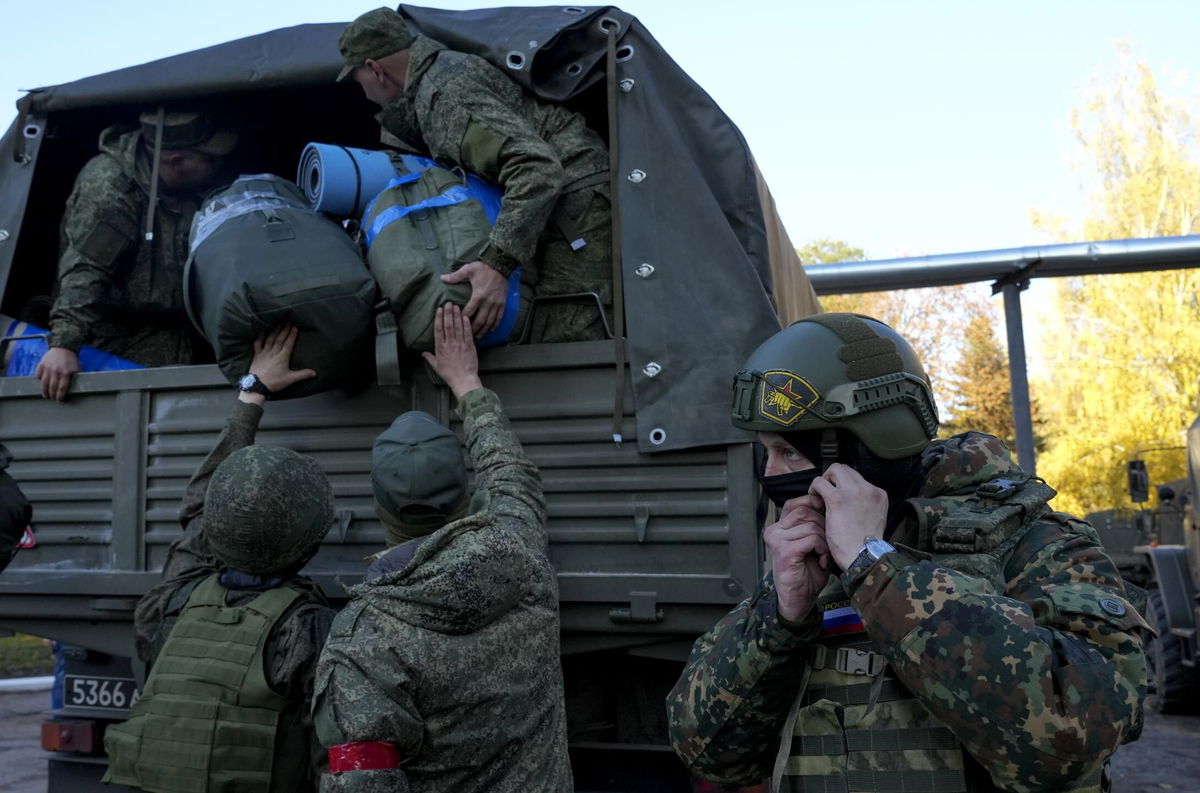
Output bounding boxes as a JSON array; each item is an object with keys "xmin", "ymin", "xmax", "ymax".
[
  {"xmin": 48, "ymin": 125, "xmax": 201, "ymax": 366},
  {"xmin": 667, "ymin": 432, "xmax": 1150, "ymax": 793},
  {"xmin": 312, "ymin": 387, "xmax": 572, "ymax": 792},
  {"xmin": 132, "ymin": 400, "xmax": 334, "ymax": 791},
  {"xmin": 378, "ymin": 35, "xmax": 612, "ymax": 343}
]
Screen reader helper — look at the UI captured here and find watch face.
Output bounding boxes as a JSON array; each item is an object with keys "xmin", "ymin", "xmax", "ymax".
[{"xmin": 239, "ymin": 374, "xmax": 256, "ymax": 390}]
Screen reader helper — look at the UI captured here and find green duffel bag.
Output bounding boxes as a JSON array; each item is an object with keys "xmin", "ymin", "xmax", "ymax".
[
  {"xmin": 185, "ymin": 174, "xmax": 376, "ymax": 399},
  {"xmin": 361, "ymin": 157, "xmax": 531, "ymax": 370}
]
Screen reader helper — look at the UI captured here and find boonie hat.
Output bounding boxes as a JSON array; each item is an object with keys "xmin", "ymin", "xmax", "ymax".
[
  {"xmin": 337, "ymin": 7, "xmax": 416, "ymax": 82},
  {"xmin": 138, "ymin": 109, "xmax": 237, "ymax": 156}
]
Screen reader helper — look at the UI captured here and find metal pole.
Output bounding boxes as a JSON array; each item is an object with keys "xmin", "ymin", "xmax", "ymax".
[{"xmin": 1001, "ymin": 282, "xmax": 1036, "ymax": 475}]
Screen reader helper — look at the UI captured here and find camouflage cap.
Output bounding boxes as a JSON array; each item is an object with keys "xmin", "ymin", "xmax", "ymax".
[
  {"xmin": 138, "ymin": 108, "xmax": 238, "ymax": 156},
  {"xmin": 205, "ymin": 445, "xmax": 334, "ymax": 576},
  {"xmin": 372, "ymin": 411, "xmax": 467, "ymax": 521},
  {"xmin": 337, "ymin": 7, "xmax": 416, "ymax": 82}
]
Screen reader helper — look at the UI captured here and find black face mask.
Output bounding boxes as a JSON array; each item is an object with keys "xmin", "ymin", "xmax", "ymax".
[{"xmin": 760, "ymin": 467, "xmax": 821, "ymax": 508}]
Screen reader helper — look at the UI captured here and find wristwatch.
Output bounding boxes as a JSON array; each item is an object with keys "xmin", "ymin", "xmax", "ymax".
[
  {"xmin": 237, "ymin": 373, "xmax": 272, "ymax": 398},
  {"xmin": 845, "ymin": 536, "xmax": 896, "ymax": 587}
]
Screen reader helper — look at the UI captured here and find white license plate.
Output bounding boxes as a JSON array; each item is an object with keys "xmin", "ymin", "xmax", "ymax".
[{"xmin": 63, "ymin": 675, "xmax": 140, "ymax": 711}]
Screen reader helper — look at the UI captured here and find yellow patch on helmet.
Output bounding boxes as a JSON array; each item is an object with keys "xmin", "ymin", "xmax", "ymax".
[{"xmin": 758, "ymin": 370, "xmax": 820, "ymax": 427}]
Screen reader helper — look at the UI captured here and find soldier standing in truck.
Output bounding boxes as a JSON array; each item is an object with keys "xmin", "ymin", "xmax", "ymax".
[
  {"xmin": 336, "ymin": 7, "xmax": 612, "ymax": 344},
  {"xmin": 667, "ymin": 313, "xmax": 1151, "ymax": 793},
  {"xmin": 35, "ymin": 108, "xmax": 235, "ymax": 402}
]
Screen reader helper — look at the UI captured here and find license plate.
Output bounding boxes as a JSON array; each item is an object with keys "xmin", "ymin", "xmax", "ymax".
[{"xmin": 63, "ymin": 675, "xmax": 140, "ymax": 712}]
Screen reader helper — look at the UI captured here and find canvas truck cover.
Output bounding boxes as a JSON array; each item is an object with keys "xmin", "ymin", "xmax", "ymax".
[{"xmin": 1, "ymin": 5, "xmax": 819, "ymax": 452}]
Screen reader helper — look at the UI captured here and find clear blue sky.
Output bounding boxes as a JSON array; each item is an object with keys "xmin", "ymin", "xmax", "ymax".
[{"xmin": 4, "ymin": 1, "xmax": 1198, "ymax": 259}]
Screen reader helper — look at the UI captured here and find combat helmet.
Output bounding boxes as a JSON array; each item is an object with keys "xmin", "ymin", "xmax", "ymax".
[
  {"xmin": 731, "ymin": 313, "xmax": 939, "ymax": 459},
  {"xmin": 204, "ymin": 446, "xmax": 335, "ymax": 576}
]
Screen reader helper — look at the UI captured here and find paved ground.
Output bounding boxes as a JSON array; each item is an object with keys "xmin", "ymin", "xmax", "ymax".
[{"xmin": 1, "ymin": 688, "xmax": 1198, "ymax": 792}]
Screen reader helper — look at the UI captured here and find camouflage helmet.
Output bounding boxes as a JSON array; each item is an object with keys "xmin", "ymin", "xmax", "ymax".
[
  {"xmin": 204, "ymin": 445, "xmax": 334, "ymax": 576},
  {"xmin": 731, "ymin": 313, "xmax": 939, "ymax": 459}
]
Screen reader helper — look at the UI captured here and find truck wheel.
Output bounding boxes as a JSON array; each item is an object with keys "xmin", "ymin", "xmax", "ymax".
[{"xmin": 1147, "ymin": 589, "xmax": 1200, "ymax": 714}]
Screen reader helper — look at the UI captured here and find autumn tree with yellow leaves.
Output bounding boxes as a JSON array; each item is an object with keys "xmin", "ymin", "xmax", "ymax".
[{"xmin": 1031, "ymin": 48, "xmax": 1200, "ymax": 516}]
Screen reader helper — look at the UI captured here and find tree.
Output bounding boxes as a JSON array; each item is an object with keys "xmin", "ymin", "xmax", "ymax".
[
  {"xmin": 939, "ymin": 300, "xmax": 1025, "ymax": 450},
  {"xmin": 1030, "ymin": 48, "xmax": 1200, "ymax": 516}
]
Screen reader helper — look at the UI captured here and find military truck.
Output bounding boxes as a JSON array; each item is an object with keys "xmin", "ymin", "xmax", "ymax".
[
  {"xmin": 0, "ymin": 6, "xmax": 817, "ymax": 791},
  {"xmin": 1122, "ymin": 434, "xmax": 1200, "ymax": 714}
]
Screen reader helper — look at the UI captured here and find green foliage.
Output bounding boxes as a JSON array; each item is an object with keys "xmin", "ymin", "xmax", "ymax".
[
  {"xmin": 796, "ymin": 238, "xmax": 866, "ymax": 266},
  {"xmin": 939, "ymin": 301, "xmax": 1028, "ymax": 450},
  {"xmin": 0, "ymin": 633, "xmax": 54, "ymax": 677},
  {"xmin": 1031, "ymin": 47, "xmax": 1200, "ymax": 515}
]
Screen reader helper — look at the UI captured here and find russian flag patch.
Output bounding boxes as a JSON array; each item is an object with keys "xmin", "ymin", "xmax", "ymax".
[{"xmin": 821, "ymin": 604, "xmax": 864, "ymax": 636}]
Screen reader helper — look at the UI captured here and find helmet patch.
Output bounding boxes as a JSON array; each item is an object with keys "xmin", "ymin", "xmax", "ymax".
[{"xmin": 758, "ymin": 371, "xmax": 820, "ymax": 426}]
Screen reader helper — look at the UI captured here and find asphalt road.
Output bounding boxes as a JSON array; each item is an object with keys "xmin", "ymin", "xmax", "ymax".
[{"xmin": 2, "ymin": 688, "xmax": 1198, "ymax": 793}]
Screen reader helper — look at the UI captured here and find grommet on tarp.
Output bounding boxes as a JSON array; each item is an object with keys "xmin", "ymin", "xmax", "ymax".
[
  {"xmin": 635, "ymin": 263, "xmax": 654, "ymax": 278},
  {"xmin": 0, "ymin": 230, "xmax": 9, "ymax": 243},
  {"xmin": 506, "ymin": 51, "xmax": 526, "ymax": 70},
  {"xmin": 563, "ymin": 6, "xmax": 585, "ymax": 13},
  {"xmin": 615, "ymin": 44, "xmax": 635, "ymax": 63},
  {"xmin": 598, "ymin": 16, "xmax": 621, "ymax": 34},
  {"xmin": 648, "ymin": 428, "xmax": 667, "ymax": 446},
  {"xmin": 627, "ymin": 169, "xmax": 646, "ymax": 184},
  {"xmin": 619, "ymin": 78, "xmax": 635, "ymax": 93},
  {"xmin": 566, "ymin": 63, "xmax": 583, "ymax": 76},
  {"xmin": 642, "ymin": 362, "xmax": 661, "ymax": 378}
]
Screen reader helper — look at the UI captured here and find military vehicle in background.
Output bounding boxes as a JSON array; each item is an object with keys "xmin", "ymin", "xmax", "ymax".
[
  {"xmin": 1108, "ymin": 431, "xmax": 1200, "ymax": 714},
  {"xmin": 0, "ymin": 6, "xmax": 819, "ymax": 791}
]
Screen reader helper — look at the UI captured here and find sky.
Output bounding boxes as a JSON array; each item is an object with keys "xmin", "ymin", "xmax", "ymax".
[{"xmin": 4, "ymin": 0, "xmax": 1199, "ymax": 261}]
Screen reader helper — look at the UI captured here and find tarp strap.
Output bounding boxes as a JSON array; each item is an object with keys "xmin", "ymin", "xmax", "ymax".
[
  {"xmin": 363, "ymin": 178, "xmax": 466, "ymax": 249},
  {"xmin": 374, "ymin": 298, "xmax": 402, "ymax": 386},
  {"xmin": 144, "ymin": 105, "xmax": 165, "ymax": 243},
  {"xmin": 554, "ymin": 171, "xmax": 609, "ymax": 251},
  {"xmin": 606, "ymin": 24, "xmax": 628, "ymax": 445}
]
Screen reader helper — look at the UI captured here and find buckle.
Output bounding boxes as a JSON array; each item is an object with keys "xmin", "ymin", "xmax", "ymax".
[
  {"xmin": 810, "ymin": 645, "xmax": 829, "ymax": 670},
  {"xmin": 835, "ymin": 646, "xmax": 887, "ymax": 676},
  {"xmin": 975, "ymin": 478, "xmax": 1022, "ymax": 500}
]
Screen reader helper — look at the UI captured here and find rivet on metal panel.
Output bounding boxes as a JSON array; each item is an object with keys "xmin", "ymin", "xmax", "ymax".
[
  {"xmin": 619, "ymin": 78, "xmax": 635, "ymax": 93},
  {"xmin": 648, "ymin": 428, "xmax": 667, "ymax": 445},
  {"xmin": 634, "ymin": 263, "xmax": 655, "ymax": 278},
  {"xmin": 723, "ymin": 579, "xmax": 744, "ymax": 597},
  {"xmin": 0, "ymin": 230, "xmax": 9, "ymax": 243},
  {"xmin": 642, "ymin": 361, "xmax": 661, "ymax": 378},
  {"xmin": 634, "ymin": 504, "xmax": 650, "ymax": 543},
  {"xmin": 627, "ymin": 169, "xmax": 647, "ymax": 184}
]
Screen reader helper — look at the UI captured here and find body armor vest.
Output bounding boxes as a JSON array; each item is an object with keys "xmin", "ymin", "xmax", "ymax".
[
  {"xmin": 775, "ymin": 476, "xmax": 1107, "ymax": 793},
  {"xmin": 104, "ymin": 574, "xmax": 307, "ymax": 793}
]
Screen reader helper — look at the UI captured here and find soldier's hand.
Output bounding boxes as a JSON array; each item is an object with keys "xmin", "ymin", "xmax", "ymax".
[
  {"xmin": 422, "ymin": 304, "xmax": 483, "ymax": 399},
  {"xmin": 809, "ymin": 463, "xmax": 888, "ymax": 570},
  {"xmin": 441, "ymin": 261, "xmax": 507, "ymax": 337},
  {"xmin": 249, "ymin": 324, "xmax": 316, "ymax": 395},
  {"xmin": 35, "ymin": 347, "xmax": 81, "ymax": 403},
  {"xmin": 764, "ymin": 494, "xmax": 831, "ymax": 623}
]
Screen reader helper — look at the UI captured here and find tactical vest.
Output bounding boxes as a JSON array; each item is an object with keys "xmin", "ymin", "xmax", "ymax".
[
  {"xmin": 774, "ymin": 476, "xmax": 1107, "ymax": 793},
  {"xmin": 104, "ymin": 575, "xmax": 308, "ymax": 793}
]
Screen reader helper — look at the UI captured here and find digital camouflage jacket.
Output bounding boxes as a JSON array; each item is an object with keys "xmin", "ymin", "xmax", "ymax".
[
  {"xmin": 48, "ymin": 125, "xmax": 199, "ymax": 365},
  {"xmin": 133, "ymin": 400, "xmax": 334, "ymax": 791},
  {"xmin": 667, "ymin": 431, "xmax": 1150, "ymax": 793},
  {"xmin": 312, "ymin": 387, "xmax": 572, "ymax": 793},
  {"xmin": 376, "ymin": 36, "xmax": 610, "ymax": 287}
]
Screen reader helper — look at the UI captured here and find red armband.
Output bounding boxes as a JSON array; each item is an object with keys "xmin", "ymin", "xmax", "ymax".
[{"xmin": 328, "ymin": 741, "xmax": 403, "ymax": 773}]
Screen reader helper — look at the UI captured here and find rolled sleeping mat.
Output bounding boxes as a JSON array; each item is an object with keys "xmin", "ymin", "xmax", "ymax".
[
  {"xmin": 2, "ymin": 320, "xmax": 142, "ymax": 377},
  {"xmin": 298, "ymin": 142, "xmax": 402, "ymax": 218},
  {"xmin": 185, "ymin": 173, "xmax": 377, "ymax": 399}
]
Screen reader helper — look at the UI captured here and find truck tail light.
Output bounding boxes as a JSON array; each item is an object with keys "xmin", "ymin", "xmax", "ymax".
[{"xmin": 41, "ymin": 719, "xmax": 97, "ymax": 753}]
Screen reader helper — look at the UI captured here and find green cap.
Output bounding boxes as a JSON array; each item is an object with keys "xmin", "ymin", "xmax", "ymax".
[
  {"xmin": 138, "ymin": 108, "xmax": 237, "ymax": 156},
  {"xmin": 372, "ymin": 411, "xmax": 468, "ymax": 521},
  {"xmin": 337, "ymin": 7, "xmax": 416, "ymax": 82}
]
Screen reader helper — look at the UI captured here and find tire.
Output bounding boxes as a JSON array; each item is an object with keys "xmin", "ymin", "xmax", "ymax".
[{"xmin": 1146, "ymin": 589, "xmax": 1200, "ymax": 714}]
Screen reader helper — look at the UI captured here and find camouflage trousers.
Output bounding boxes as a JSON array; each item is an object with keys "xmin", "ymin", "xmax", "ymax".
[{"xmin": 525, "ymin": 180, "xmax": 613, "ymax": 344}]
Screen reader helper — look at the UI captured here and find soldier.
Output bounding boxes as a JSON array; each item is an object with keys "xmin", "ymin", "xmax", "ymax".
[
  {"xmin": 0, "ymin": 443, "xmax": 31, "ymax": 574},
  {"xmin": 313, "ymin": 304, "xmax": 571, "ymax": 792},
  {"xmin": 103, "ymin": 325, "xmax": 333, "ymax": 793},
  {"xmin": 337, "ymin": 7, "xmax": 612, "ymax": 343},
  {"xmin": 667, "ymin": 313, "xmax": 1151, "ymax": 793},
  {"xmin": 36, "ymin": 107, "xmax": 236, "ymax": 402}
]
